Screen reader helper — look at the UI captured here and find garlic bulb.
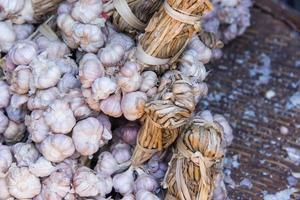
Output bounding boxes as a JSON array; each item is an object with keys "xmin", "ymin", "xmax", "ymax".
[
  {"xmin": 82, "ymin": 87, "xmax": 101, "ymax": 111},
  {"xmin": 146, "ymin": 155, "xmax": 168, "ymax": 180},
  {"xmin": 214, "ymin": 114, "xmax": 233, "ymax": 147},
  {"xmin": 115, "ymin": 122, "xmax": 139, "ymax": 145},
  {"xmin": 0, "ymin": 110, "xmax": 9, "ymax": 134},
  {"xmin": 107, "ymin": 32, "xmax": 134, "ymax": 51},
  {"xmin": 95, "ymin": 151, "xmax": 118, "ymax": 176},
  {"xmin": 0, "ymin": 81, "xmax": 10, "ymax": 108},
  {"xmin": 0, "ymin": 0, "xmax": 25, "ymax": 17},
  {"xmin": 13, "ymin": 24, "xmax": 34, "ymax": 40},
  {"xmin": 118, "ymin": 61, "xmax": 141, "ymax": 93},
  {"xmin": 140, "ymin": 71, "xmax": 158, "ymax": 94},
  {"xmin": 40, "ymin": 134, "xmax": 75, "ymax": 162},
  {"xmin": 73, "ymin": 23, "xmax": 105, "ymax": 53},
  {"xmin": 5, "ymin": 93, "xmax": 28, "ymax": 123},
  {"xmin": 113, "ymin": 168, "xmax": 134, "ymax": 195},
  {"xmin": 193, "ymin": 82, "xmax": 208, "ymax": 102},
  {"xmin": 111, "ymin": 142, "xmax": 131, "ymax": 164},
  {"xmin": 187, "ymin": 36, "xmax": 212, "ymax": 64},
  {"xmin": 0, "ymin": 176, "xmax": 11, "ymax": 200},
  {"xmin": 44, "ymin": 100, "xmax": 76, "ymax": 134},
  {"xmin": 27, "ymin": 87, "xmax": 60, "ymax": 110},
  {"xmin": 121, "ymin": 91, "xmax": 147, "ymax": 121},
  {"xmin": 79, "ymin": 53, "xmax": 105, "ymax": 88},
  {"xmin": 8, "ymin": 40, "xmax": 37, "ymax": 65},
  {"xmin": 96, "ymin": 173, "xmax": 113, "ymax": 197},
  {"xmin": 72, "ymin": 117, "xmax": 104, "ymax": 156},
  {"xmin": 57, "ymin": 13, "xmax": 77, "ymax": 37},
  {"xmin": 10, "ymin": 65, "xmax": 31, "ymax": 94},
  {"xmin": 121, "ymin": 194, "xmax": 135, "ymax": 200},
  {"xmin": 134, "ymin": 174, "xmax": 158, "ymax": 193},
  {"xmin": 212, "ymin": 174, "xmax": 228, "ymax": 200},
  {"xmin": 3, "ymin": 120, "xmax": 25, "ymax": 143},
  {"xmin": 58, "ymin": 73, "xmax": 80, "ymax": 93},
  {"xmin": 57, "ymin": 1, "xmax": 72, "ymax": 15},
  {"xmin": 96, "ymin": 113, "xmax": 112, "ymax": 146},
  {"xmin": 29, "ymin": 156, "xmax": 55, "ymax": 177},
  {"xmin": 100, "ymin": 93, "xmax": 122, "ymax": 118},
  {"xmin": 12, "ymin": 143, "xmax": 39, "ymax": 167},
  {"xmin": 7, "ymin": 164, "xmax": 41, "ymax": 199},
  {"xmin": 98, "ymin": 44, "xmax": 125, "ymax": 67},
  {"xmin": 31, "ymin": 55, "xmax": 62, "ymax": 90},
  {"xmin": 92, "ymin": 77, "xmax": 117, "ymax": 100},
  {"xmin": 71, "ymin": 0, "xmax": 103, "ymax": 24},
  {"xmin": 136, "ymin": 190, "xmax": 160, "ymax": 200},
  {"xmin": 42, "ymin": 40, "xmax": 70, "ymax": 59},
  {"xmin": 10, "ymin": 0, "xmax": 34, "ymax": 24},
  {"xmin": 0, "ymin": 21, "xmax": 16, "ymax": 52},
  {"xmin": 38, "ymin": 171, "xmax": 72, "ymax": 200},
  {"xmin": 0, "ymin": 145, "xmax": 13, "ymax": 173},
  {"xmin": 73, "ymin": 166, "xmax": 111, "ymax": 197},
  {"xmin": 55, "ymin": 57, "xmax": 79, "ymax": 75}
]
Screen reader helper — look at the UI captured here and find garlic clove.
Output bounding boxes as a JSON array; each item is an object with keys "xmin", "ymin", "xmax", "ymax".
[
  {"xmin": 12, "ymin": 143, "xmax": 39, "ymax": 167},
  {"xmin": 72, "ymin": 117, "xmax": 103, "ymax": 156},
  {"xmin": 92, "ymin": 77, "xmax": 117, "ymax": 101},
  {"xmin": 118, "ymin": 61, "xmax": 142, "ymax": 93},
  {"xmin": 134, "ymin": 174, "xmax": 158, "ymax": 193},
  {"xmin": 121, "ymin": 91, "xmax": 147, "ymax": 121},
  {"xmin": 29, "ymin": 156, "xmax": 55, "ymax": 177},
  {"xmin": 39, "ymin": 134, "xmax": 75, "ymax": 163}
]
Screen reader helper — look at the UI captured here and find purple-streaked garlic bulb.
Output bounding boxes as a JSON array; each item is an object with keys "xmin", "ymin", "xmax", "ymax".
[{"xmin": 115, "ymin": 122, "xmax": 139, "ymax": 145}]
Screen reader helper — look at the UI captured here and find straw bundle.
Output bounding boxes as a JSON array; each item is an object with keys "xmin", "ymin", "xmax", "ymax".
[
  {"xmin": 135, "ymin": 0, "xmax": 213, "ymax": 67},
  {"xmin": 131, "ymin": 71, "xmax": 196, "ymax": 167},
  {"xmin": 163, "ymin": 112, "xmax": 226, "ymax": 200},
  {"xmin": 112, "ymin": 0, "xmax": 162, "ymax": 34},
  {"xmin": 32, "ymin": 0, "xmax": 63, "ymax": 21}
]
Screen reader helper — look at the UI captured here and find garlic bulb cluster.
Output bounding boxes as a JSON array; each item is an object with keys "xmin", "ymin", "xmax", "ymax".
[{"xmin": 57, "ymin": 0, "xmax": 107, "ymax": 52}]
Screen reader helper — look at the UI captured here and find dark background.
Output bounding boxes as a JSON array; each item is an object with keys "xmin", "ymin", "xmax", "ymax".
[{"xmin": 280, "ymin": 0, "xmax": 300, "ymax": 10}]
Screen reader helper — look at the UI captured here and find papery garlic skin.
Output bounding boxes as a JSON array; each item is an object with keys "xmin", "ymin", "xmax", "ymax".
[
  {"xmin": 71, "ymin": 0, "xmax": 103, "ymax": 24},
  {"xmin": 136, "ymin": 190, "xmax": 160, "ymax": 200},
  {"xmin": 12, "ymin": 143, "xmax": 39, "ymax": 167},
  {"xmin": 0, "ymin": 145, "xmax": 13, "ymax": 173},
  {"xmin": 58, "ymin": 73, "xmax": 80, "ymax": 93},
  {"xmin": 0, "ymin": 81, "xmax": 10, "ymax": 108},
  {"xmin": 42, "ymin": 40, "xmax": 70, "ymax": 59},
  {"xmin": 98, "ymin": 44, "xmax": 124, "ymax": 67},
  {"xmin": 57, "ymin": 1, "xmax": 72, "ymax": 15},
  {"xmin": 82, "ymin": 88, "xmax": 101, "ymax": 111},
  {"xmin": 118, "ymin": 62, "xmax": 141, "ymax": 93},
  {"xmin": 121, "ymin": 92, "xmax": 147, "ymax": 121},
  {"xmin": 95, "ymin": 151, "xmax": 118, "ymax": 176},
  {"xmin": 5, "ymin": 93, "xmax": 28, "ymax": 123},
  {"xmin": 72, "ymin": 117, "xmax": 103, "ymax": 156},
  {"xmin": 40, "ymin": 134, "xmax": 75, "ymax": 163},
  {"xmin": 100, "ymin": 93, "xmax": 122, "ymax": 118},
  {"xmin": 113, "ymin": 168, "xmax": 134, "ymax": 195},
  {"xmin": 8, "ymin": 40, "xmax": 37, "ymax": 65},
  {"xmin": 3, "ymin": 120, "xmax": 25, "ymax": 144},
  {"xmin": 214, "ymin": 114, "xmax": 233, "ymax": 147},
  {"xmin": 134, "ymin": 174, "xmax": 158, "ymax": 193},
  {"xmin": 107, "ymin": 32, "xmax": 134, "ymax": 51},
  {"xmin": 10, "ymin": 0, "xmax": 34, "ymax": 24},
  {"xmin": 57, "ymin": 13, "xmax": 77, "ymax": 37},
  {"xmin": 92, "ymin": 77, "xmax": 117, "ymax": 101},
  {"xmin": 0, "ymin": 21, "xmax": 16, "ymax": 53},
  {"xmin": 7, "ymin": 164, "xmax": 41, "ymax": 199},
  {"xmin": 0, "ymin": 176, "xmax": 11, "ymax": 200},
  {"xmin": 0, "ymin": 110, "xmax": 9, "ymax": 134},
  {"xmin": 0, "ymin": 0, "xmax": 25, "ymax": 17},
  {"xmin": 73, "ymin": 23, "xmax": 105, "ymax": 53},
  {"xmin": 79, "ymin": 53, "xmax": 105, "ymax": 88},
  {"xmin": 10, "ymin": 65, "xmax": 31, "ymax": 94},
  {"xmin": 44, "ymin": 100, "xmax": 76, "ymax": 134},
  {"xmin": 13, "ymin": 24, "xmax": 34, "ymax": 40},
  {"xmin": 29, "ymin": 156, "xmax": 55, "ymax": 177},
  {"xmin": 96, "ymin": 173, "xmax": 113, "ymax": 197},
  {"xmin": 27, "ymin": 87, "xmax": 60, "ymax": 111},
  {"xmin": 25, "ymin": 110, "xmax": 50, "ymax": 143}
]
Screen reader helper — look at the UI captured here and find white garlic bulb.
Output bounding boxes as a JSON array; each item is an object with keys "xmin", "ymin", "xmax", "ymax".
[
  {"xmin": 96, "ymin": 113, "xmax": 112, "ymax": 146},
  {"xmin": 55, "ymin": 57, "xmax": 79, "ymax": 75},
  {"xmin": 113, "ymin": 168, "xmax": 134, "ymax": 195},
  {"xmin": 58, "ymin": 73, "xmax": 80, "ymax": 93},
  {"xmin": 44, "ymin": 100, "xmax": 76, "ymax": 134},
  {"xmin": 82, "ymin": 87, "xmax": 101, "ymax": 111},
  {"xmin": 38, "ymin": 171, "xmax": 72, "ymax": 200},
  {"xmin": 79, "ymin": 53, "xmax": 105, "ymax": 88},
  {"xmin": 42, "ymin": 40, "xmax": 70, "ymax": 59},
  {"xmin": 0, "ymin": 0, "xmax": 25, "ymax": 17},
  {"xmin": 0, "ymin": 80, "xmax": 10, "ymax": 108},
  {"xmin": 121, "ymin": 91, "xmax": 147, "ymax": 121},
  {"xmin": 96, "ymin": 173, "xmax": 113, "ymax": 197},
  {"xmin": 92, "ymin": 77, "xmax": 117, "ymax": 101},
  {"xmin": 0, "ymin": 21, "xmax": 16, "ymax": 53},
  {"xmin": 0, "ymin": 145, "xmax": 13, "ymax": 173},
  {"xmin": 121, "ymin": 194, "xmax": 135, "ymax": 200},
  {"xmin": 72, "ymin": 117, "xmax": 103, "ymax": 156},
  {"xmin": 12, "ymin": 143, "xmax": 39, "ymax": 167},
  {"xmin": 10, "ymin": 0, "xmax": 34, "ymax": 24},
  {"xmin": 118, "ymin": 61, "xmax": 141, "ymax": 93},
  {"xmin": 27, "ymin": 87, "xmax": 60, "ymax": 110},
  {"xmin": 95, "ymin": 151, "xmax": 118, "ymax": 176},
  {"xmin": 187, "ymin": 36, "xmax": 212, "ymax": 64},
  {"xmin": 8, "ymin": 40, "xmax": 37, "ymax": 65},
  {"xmin": 214, "ymin": 114, "xmax": 233, "ymax": 147},
  {"xmin": 0, "ymin": 176, "xmax": 11, "ymax": 200},
  {"xmin": 134, "ymin": 174, "xmax": 158, "ymax": 193},
  {"xmin": 73, "ymin": 23, "xmax": 105, "ymax": 53},
  {"xmin": 71, "ymin": 0, "xmax": 103, "ymax": 24},
  {"xmin": 40, "ymin": 134, "xmax": 75, "ymax": 162},
  {"xmin": 100, "ymin": 93, "xmax": 122, "ymax": 118},
  {"xmin": 140, "ymin": 71, "xmax": 158, "ymax": 94},
  {"xmin": 7, "ymin": 164, "xmax": 41, "ymax": 199},
  {"xmin": 57, "ymin": 1, "xmax": 72, "ymax": 15},
  {"xmin": 10, "ymin": 65, "xmax": 31, "ymax": 94},
  {"xmin": 193, "ymin": 82, "xmax": 208, "ymax": 102},
  {"xmin": 0, "ymin": 110, "xmax": 9, "ymax": 134},
  {"xmin": 25, "ymin": 110, "xmax": 50, "ymax": 143},
  {"xmin": 107, "ymin": 32, "xmax": 134, "ymax": 51},
  {"xmin": 29, "ymin": 156, "xmax": 55, "ymax": 177},
  {"xmin": 98, "ymin": 44, "xmax": 125, "ymax": 67},
  {"xmin": 3, "ymin": 120, "xmax": 25, "ymax": 143},
  {"xmin": 31, "ymin": 55, "xmax": 62, "ymax": 90},
  {"xmin": 136, "ymin": 190, "xmax": 160, "ymax": 200},
  {"xmin": 13, "ymin": 24, "xmax": 34, "ymax": 40},
  {"xmin": 57, "ymin": 13, "xmax": 77, "ymax": 36},
  {"xmin": 5, "ymin": 93, "xmax": 28, "ymax": 123},
  {"xmin": 111, "ymin": 142, "xmax": 131, "ymax": 164}
]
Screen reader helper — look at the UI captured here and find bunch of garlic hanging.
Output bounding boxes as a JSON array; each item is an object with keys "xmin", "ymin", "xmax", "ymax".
[
  {"xmin": 57, "ymin": 0, "xmax": 111, "ymax": 52},
  {"xmin": 78, "ymin": 27, "xmax": 158, "ymax": 121},
  {"xmin": 203, "ymin": 0, "xmax": 253, "ymax": 58}
]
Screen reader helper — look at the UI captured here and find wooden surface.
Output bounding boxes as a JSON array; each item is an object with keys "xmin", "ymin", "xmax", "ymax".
[{"xmin": 200, "ymin": 4, "xmax": 300, "ymax": 200}]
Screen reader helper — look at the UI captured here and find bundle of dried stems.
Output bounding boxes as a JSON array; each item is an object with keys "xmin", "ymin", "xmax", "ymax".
[
  {"xmin": 32, "ymin": 0, "xmax": 63, "ymax": 21},
  {"xmin": 135, "ymin": 0, "xmax": 213, "ymax": 67},
  {"xmin": 112, "ymin": 0, "xmax": 162, "ymax": 34},
  {"xmin": 131, "ymin": 71, "xmax": 195, "ymax": 166},
  {"xmin": 163, "ymin": 113, "xmax": 225, "ymax": 200}
]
